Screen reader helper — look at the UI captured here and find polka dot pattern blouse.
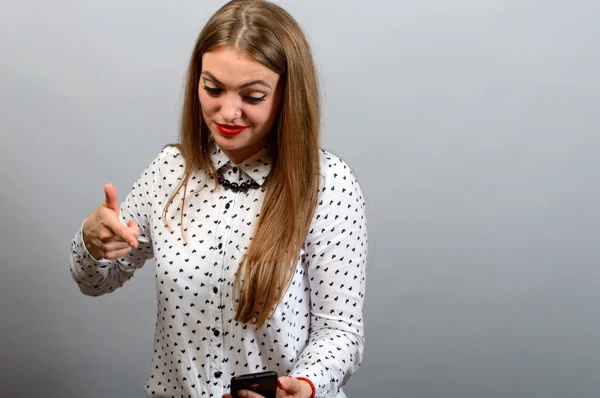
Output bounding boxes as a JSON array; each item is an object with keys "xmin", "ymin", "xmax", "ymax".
[{"xmin": 70, "ymin": 143, "xmax": 367, "ymax": 398}]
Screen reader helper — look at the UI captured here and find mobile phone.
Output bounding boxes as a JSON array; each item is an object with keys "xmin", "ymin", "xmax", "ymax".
[{"xmin": 230, "ymin": 370, "xmax": 278, "ymax": 398}]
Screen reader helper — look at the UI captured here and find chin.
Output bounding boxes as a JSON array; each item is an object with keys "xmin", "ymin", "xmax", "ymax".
[
  {"xmin": 212, "ymin": 132, "xmax": 245, "ymax": 149},
  {"xmin": 215, "ymin": 139, "xmax": 240, "ymax": 150}
]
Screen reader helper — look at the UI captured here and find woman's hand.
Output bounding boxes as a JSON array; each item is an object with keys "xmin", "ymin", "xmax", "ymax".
[
  {"xmin": 82, "ymin": 183, "xmax": 139, "ymax": 260},
  {"xmin": 222, "ymin": 376, "xmax": 313, "ymax": 398}
]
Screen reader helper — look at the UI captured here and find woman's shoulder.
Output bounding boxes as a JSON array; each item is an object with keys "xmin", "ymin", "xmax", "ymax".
[
  {"xmin": 317, "ymin": 148, "xmax": 363, "ymax": 194},
  {"xmin": 318, "ymin": 148, "xmax": 358, "ymax": 178},
  {"xmin": 153, "ymin": 143, "xmax": 185, "ymax": 165},
  {"xmin": 158, "ymin": 143, "xmax": 183, "ymax": 159},
  {"xmin": 138, "ymin": 144, "xmax": 186, "ymax": 186}
]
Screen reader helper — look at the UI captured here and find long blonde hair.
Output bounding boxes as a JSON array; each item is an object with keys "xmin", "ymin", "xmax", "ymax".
[{"xmin": 162, "ymin": 0, "xmax": 320, "ymax": 327}]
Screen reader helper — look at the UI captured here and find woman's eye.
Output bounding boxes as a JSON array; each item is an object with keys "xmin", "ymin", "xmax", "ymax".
[
  {"xmin": 203, "ymin": 85, "xmax": 222, "ymax": 95},
  {"xmin": 202, "ymin": 84, "xmax": 265, "ymax": 104},
  {"xmin": 245, "ymin": 95, "xmax": 267, "ymax": 104}
]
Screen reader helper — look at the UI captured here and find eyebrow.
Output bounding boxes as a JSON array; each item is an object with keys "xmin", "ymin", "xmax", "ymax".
[{"xmin": 201, "ymin": 71, "xmax": 272, "ymax": 90}]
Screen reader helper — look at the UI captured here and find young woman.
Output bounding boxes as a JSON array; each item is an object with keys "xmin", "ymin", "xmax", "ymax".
[{"xmin": 70, "ymin": 1, "xmax": 368, "ymax": 397}]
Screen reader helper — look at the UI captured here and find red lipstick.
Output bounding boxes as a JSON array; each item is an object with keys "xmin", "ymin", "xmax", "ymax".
[{"xmin": 216, "ymin": 123, "xmax": 247, "ymax": 136}]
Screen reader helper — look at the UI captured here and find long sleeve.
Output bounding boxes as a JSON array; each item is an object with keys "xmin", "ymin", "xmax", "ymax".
[
  {"xmin": 69, "ymin": 152, "xmax": 159, "ymax": 296},
  {"xmin": 290, "ymin": 152, "xmax": 368, "ymax": 397}
]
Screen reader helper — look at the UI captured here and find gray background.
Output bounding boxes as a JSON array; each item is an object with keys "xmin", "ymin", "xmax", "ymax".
[{"xmin": 1, "ymin": 0, "xmax": 599, "ymax": 397}]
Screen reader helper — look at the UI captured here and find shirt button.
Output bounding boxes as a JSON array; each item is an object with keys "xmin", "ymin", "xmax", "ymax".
[
  {"xmin": 218, "ymin": 243, "xmax": 223, "ymax": 249},
  {"xmin": 225, "ymin": 203, "xmax": 230, "ymax": 209},
  {"xmin": 213, "ymin": 287, "xmax": 218, "ymax": 294},
  {"xmin": 214, "ymin": 371, "xmax": 222, "ymax": 378},
  {"xmin": 213, "ymin": 329, "xmax": 220, "ymax": 337}
]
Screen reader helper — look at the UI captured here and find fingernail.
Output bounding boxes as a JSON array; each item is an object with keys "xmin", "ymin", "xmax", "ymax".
[{"xmin": 238, "ymin": 391, "xmax": 247, "ymax": 397}]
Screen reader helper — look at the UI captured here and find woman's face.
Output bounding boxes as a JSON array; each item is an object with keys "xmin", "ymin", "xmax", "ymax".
[{"xmin": 199, "ymin": 45, "xmax": 283, "ymax": 164}]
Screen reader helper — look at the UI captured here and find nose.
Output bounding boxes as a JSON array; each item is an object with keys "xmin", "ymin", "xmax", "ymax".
[{"xmin": 220, "ymin": 93, "xmax": 242, "ymax": 121}]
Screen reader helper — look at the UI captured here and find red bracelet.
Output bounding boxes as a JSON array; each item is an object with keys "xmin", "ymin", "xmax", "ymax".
[{"xmin": 295, "ymin": 377, "xmax": 316, "ymax": 398}]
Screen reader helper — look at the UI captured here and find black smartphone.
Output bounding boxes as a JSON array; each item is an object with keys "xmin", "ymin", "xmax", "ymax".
[{"xmin": 230, "ymin": 370, "xmax": 278, "ymax": 398}]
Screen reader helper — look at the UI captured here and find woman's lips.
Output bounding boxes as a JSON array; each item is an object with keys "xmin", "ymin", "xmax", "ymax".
[{"xmin": 215, "ymin": 123, "xmax": 248, "ymax": 136}]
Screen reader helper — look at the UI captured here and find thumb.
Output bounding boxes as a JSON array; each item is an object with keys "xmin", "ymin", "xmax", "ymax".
[
  {"xmin": 104, "ymin": 183, "xmax": 120, "ymax": 213},
  {"xmin": 277, "ymin": 377, "xmax": 301, "ymax": 394}
]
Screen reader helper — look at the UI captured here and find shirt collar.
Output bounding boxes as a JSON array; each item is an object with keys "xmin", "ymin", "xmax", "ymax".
[{"xmin": 209, "ymin": 142, "xmax": 272, "ymax": 186}]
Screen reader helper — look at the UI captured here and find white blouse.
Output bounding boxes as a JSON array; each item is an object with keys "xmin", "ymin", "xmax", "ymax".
[{"xmin": 70, "ymin": 143, "xmax": 368, "ymax": 398}]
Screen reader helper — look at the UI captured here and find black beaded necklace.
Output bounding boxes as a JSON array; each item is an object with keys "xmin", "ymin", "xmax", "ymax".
[{"xmin": 217, "ymin": 169, "xmax": 259, "ymax": 193}]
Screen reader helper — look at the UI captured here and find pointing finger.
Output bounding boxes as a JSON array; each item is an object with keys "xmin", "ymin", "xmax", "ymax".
[
  {"xmin": 127, "ymin": 220, "xmax": 140, "ymax": 243},
  {"xmin": 106, "ymin": 217, "xmax": 137, "ymax": 248}
]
